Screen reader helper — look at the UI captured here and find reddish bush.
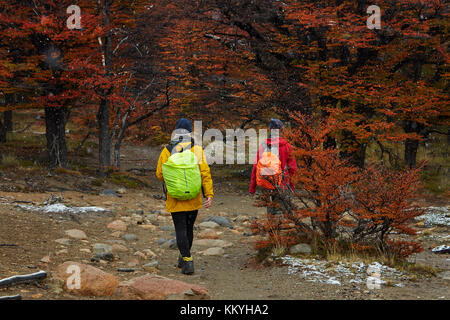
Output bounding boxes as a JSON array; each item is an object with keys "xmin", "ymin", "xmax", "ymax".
[{"xmin": 252, "ymin": 114, "xmax": 424, "ymax": 259}]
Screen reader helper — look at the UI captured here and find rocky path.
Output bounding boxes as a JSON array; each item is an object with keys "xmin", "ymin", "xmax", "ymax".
[{"xmin": 0, "ymin": 187, "xmax": 448, "ymax": 300}]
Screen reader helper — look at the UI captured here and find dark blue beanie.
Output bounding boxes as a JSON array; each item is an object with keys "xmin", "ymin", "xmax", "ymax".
[
  {"xmin": 269, "ymin": 118, "xmax": 283, "ymax": 130},
  {"xmin": 175, "ymin": 118, "xmax": 192, "ymax": 133}
]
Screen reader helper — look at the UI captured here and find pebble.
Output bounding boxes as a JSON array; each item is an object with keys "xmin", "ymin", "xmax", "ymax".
[
  {"xmin": 122, "ymin": 234, "xmax": 138, "ymax": 242},
  {"xmin": 199, "ymin": 221, "xmax": 220, "ymax": 229},
  {"xmin": 100, "ymin": 189, "xmax": 119, "ymax": 197},
  {"xmin": 54, "ymin": 238, "xmax": 71, "ymax": 245},
  {"xmin": 40, "ymin": 256, "xmax": 51, "ymax": 263},
  {"xmin": 202, "ymin": 216, "xmax": 233, "ymax": 228},
  {"xmin": 160, "ymin": 225, "xmax": 175, "ymax": 231},
  {"xmin": 202, "ymin": 247, "xmax": 224, "ymax": 256},
  {"xmin": 65, "ymin": 229, "xmax": 88, "ymax": 240},
  {"xmin": 93, "ymin": 243, "xmax": 113, "ymax": 255}
]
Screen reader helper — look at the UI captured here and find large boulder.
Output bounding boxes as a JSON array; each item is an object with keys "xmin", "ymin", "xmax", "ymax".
[
  {"xmin": 55, "ymin": 261, "xmax": 119, "ymax": 296},
  {"xmin": 113, "ymin": 274, "xmax": 209, "ymax": 300}
]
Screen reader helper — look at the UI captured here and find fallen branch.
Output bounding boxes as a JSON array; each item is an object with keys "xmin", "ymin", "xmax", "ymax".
[
  {"xmin": 0, "ymin": 244, "xmax": 18, "ymax": 247},
  {"xmin": 0, "ymin": 294, "xmax": 22, "ymax": 300},
  {"xmin": 0, "ymin": 270, "xmax": 47, "ymax": 288}
]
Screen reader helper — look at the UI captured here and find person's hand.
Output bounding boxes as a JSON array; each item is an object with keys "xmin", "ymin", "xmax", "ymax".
[{"xmin": 204, "ymin": 197, "xmax": 213, "ymax": 208}]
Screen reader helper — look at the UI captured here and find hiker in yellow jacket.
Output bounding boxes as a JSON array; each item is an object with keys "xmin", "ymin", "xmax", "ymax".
[{"xmin": 156, "ymin": 118, "xmax": 213, "ymax": 275}]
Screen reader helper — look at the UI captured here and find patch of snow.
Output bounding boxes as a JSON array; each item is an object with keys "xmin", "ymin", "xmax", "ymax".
[
  {"xmin": 17, "ymin": 203, "xmax": 106, "ymax": 214},
  {"xmin": 280, "ymin": 255, "xmax": 403, "ymax": 288},
  {"xmin": 415, "ymin": 207, "xmax": 450, "ymax": 227}
]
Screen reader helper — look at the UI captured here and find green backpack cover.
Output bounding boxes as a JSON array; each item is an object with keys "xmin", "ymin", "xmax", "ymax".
[{"xmin": 162, "ymin": 144, "xmax": 202, "ymax": 200}]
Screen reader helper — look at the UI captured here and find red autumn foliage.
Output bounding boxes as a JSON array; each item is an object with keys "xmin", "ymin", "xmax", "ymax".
[{"xmin": 251, "ymin": 114, "xmax": 425, "ymax": 258}]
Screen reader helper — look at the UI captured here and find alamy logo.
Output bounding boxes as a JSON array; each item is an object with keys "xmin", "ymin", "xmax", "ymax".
[
  {"xmin": 177, "ymin": 121, "xmax": 280, "ymax": 166},
  {"xmin": 366, "ymin": 264, "xmax": 382, "ymax": 289},
  {"xmin": 67, "ymin": 5, "xmax": 82, "ymax": 30},
  {"xmin": 367, "ymin": 5, "xmax": 381, "ymax": 30},
  {"xmin": 66, "ymin": 264, "xmax": 81, "ymax": 290}
]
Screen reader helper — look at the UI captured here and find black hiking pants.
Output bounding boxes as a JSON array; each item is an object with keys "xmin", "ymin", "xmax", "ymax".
[{"xmin": 171, "ymin": 210, "xmax": 198, "ymax": 258}]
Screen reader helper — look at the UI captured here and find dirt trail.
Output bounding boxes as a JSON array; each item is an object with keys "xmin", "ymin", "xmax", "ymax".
[{"xmin": 0, "ymin": 143, "xmax": 448, "ymax": 300}]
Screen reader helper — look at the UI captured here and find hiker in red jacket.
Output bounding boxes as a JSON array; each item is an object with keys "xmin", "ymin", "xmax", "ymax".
[{"xmin": 249, "ymin": 119, "xmax": 297, "ymax": 214}]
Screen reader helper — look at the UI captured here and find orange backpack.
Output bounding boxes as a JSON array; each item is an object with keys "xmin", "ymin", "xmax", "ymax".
[{"xmin": 256, "ymin": 143, "xmax": 283, "ymax": 190}]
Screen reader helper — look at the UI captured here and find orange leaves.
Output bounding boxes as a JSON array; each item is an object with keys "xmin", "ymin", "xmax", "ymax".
[{"xmin": 253, "ymin": 114, "xmax": 425, "ymax": 258}]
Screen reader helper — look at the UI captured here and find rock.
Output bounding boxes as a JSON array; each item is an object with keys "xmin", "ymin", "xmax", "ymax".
[
  {"xmin": 290, "ymin": 243, "xmax": 312, "ymax": 255},
  {"xmin": 106, "ymin": 239, "xmax": 126, "ymax": 245},
  {"xmin": 55, "ymin": 261, "xmax": 119, "ymax": 296},
  {"xmin": 143, "ymin": 260, "xmax": 159, "ymax": 269},
  {"xmin": 92, "ymin": 252, "xmax": 114, "ymax": 262},
  {"xmin": 234, "ymin": 215, "xmax": 249, "ymax": 223},
  {"xmin": 437, "ymin": 271, "xmax": 450, "ymax": 281},
  {"xmin": 107, "ymin": 220, "xmax": 127, "ymax": 232},
  {"xmin": 65, "ymin": 229, "xmax": 88, "ymax": 240},
  {"xmin": 140, "ymin": 224, "xmax": 157, "ymax": 231},
  {"xmin": 202, "ymin": 216, "xmax": 233, "ymax": 228},
  {"xmin": 142, "ymin": 249, "xmax": 157, "ymax": 258},
  {"xmin": 161, "ymin": 239, "xmax": 177, "ymax": 250},
  {"xmin": 117, "ymin": 188, "xmax": 127, "ymax": 195},
  {"xmin": 134, "ymin": 251, "xmax": 147, "ymax": 259},
  {"xmin": 156, "ymin": 237, "xmax": 167, "ymax": 245},
  {"xmin": 79, "ymin": 248, "xmax": 91, "ymax": 253},
  {"xmin": 199, "ymin": 221, "xmax": 220, "ymax": 229},
  {"xmin": 127, "ymin": 258, "xmax": 140, "ymax": 267},
  {"xmin": 193, "ymin": 239, "xmax": 232, "ymax": 248},
  {"xmin": 93, "ymin": 243, "xmax": 113, "ymax": 256},
  {"xmin": 123, "ymin": 234, "xmax": 138, "ymax": 242},
  {"xmin": 113, "ymin": 274, "xmax": 209, "ymax": 300},
  {"xmin": 160, "ymin": 225, "xmax": 175, "ymax": 231},
  {"xmin": 100, "ymin": 189, "xmax": 119, "ymax": 197},
  {"xmin": 55, "ymin": 238, "xmax": 71, "ymax": 245},
  {"xmin": 40, "ymin": 256, "xmax": 51, "ymax": 263},
  {"xmin": 56, "ymin": 249, "xmax": 68, "ymax": 255},
  {"xmin": 110, "ymin": 231, "xmax": 123, "ymax": 238},
  {"xmin": 202, "ymin": 247, "xmax": 224, "ymax": 256},
  {"xmin": 198, "ymin": 229, "xmax": 219, "ymax": 239},
  {"xmin": 111, "ymin": 244, "xmax": 129, "ymax": 253}
]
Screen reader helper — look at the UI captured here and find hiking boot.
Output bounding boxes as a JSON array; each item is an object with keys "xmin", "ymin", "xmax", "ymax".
[
  {"xmin": 181, "ymin": 259, "xmax": 194, "ymax": 275},
  {"xmin": 177, "ymin": 255, "xmax": 183, "ymax": 268}
]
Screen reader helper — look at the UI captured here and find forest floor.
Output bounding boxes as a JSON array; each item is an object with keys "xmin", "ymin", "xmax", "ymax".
[{"xmin": 0, "ymin": 143, "xmax": 448, "ymax": 300}]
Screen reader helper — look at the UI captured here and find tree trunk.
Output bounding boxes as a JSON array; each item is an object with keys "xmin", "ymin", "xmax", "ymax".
[
  {"xmin": 404, "ymin": 138, "xmax": 419, "ymax": 169},
  {"xmin": 45, "ymin": 106, "xmax": 68, "ymax": 168},
  {"xmin": 4, "ymin": 110, "xmax": 12, "ymax": 132},
  {"xmin": 403, "ymin": 58, "xmax": 424, "ymax": 168},
  {"xmin": 0, "ymin": 95, "xmax": 14, "ymax": 143},
  {"xmin": 97, "ymin": 0, "xmax": 113, "ymax": 176},
  {"xmin": 339, "ymin": 130, "xmax": 367, "ymax": 168},
  {"xmin": 0, "ymin": 120, "xmax": 6, "ymax": 143},
  {"xmin": 97, "ymin": 98, "xmax": 112, "ymax": 173},
  {"xmin": 403, "ymin": 120, "xmax": 423, "ymax": 168}
]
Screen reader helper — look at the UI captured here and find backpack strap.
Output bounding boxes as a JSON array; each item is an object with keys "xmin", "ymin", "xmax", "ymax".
[{"xmin": 166, "ymin": 137, "xmax": 196, "ymax": 154}]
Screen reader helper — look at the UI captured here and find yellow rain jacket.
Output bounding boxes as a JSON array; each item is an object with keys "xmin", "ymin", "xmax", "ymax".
[{"xmin": 156, "ymin": 141, "xmax": 213, "ymax": 213}]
